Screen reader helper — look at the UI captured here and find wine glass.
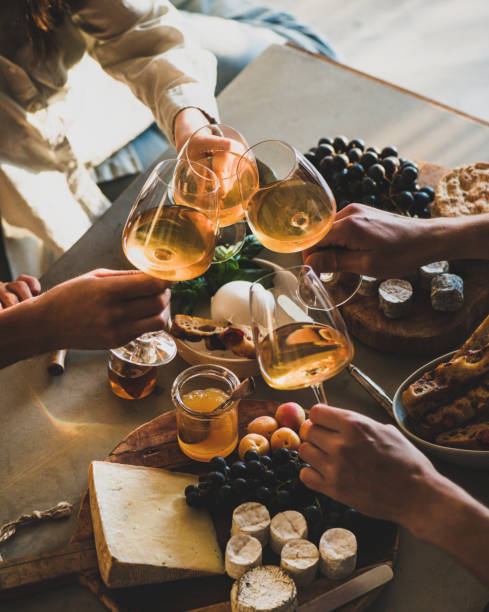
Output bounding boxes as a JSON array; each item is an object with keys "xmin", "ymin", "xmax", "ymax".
[
  {"xmin": 111, "ymin": 158, "xmax": 220, "ymax": 366},
  {"xmin": 237, "ymin": 140, "xmax": 361, "ymax": 306},
  {"xmin": 249, "ymin": 265, "xmax": 354, "ymax": 404},
  {"xmin": 181, "ymin": 123, "xmax": 258, "ymax": 263}
]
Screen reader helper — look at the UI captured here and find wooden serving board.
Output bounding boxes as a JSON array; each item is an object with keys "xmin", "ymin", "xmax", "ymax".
[
  {"xmin": 342, "ymin": 162, "xmax": 489, "ymax": 355},
  {"xmin": 0, "ymin": 400, "xmax": 398, "ymax": 611}
]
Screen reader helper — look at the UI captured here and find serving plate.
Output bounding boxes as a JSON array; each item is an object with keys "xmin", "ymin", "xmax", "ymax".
[
  {"xmin": 392, "ymin": 351, "xmax": 489, "ymax": 469},
  {"xmin": 173, "ymin": 258, "xmax": 283, "ymax": 378}
]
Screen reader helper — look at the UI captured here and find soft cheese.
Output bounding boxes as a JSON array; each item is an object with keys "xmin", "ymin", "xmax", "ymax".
[{"xmin": 89, "ymin": 461, "xmax": 224, "ymax": 588}]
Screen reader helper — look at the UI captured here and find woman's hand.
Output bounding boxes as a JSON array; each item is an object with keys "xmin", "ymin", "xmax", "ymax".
[{"xmin": 0, "ymin": 275, "xmax": 41, "ymax": 309}]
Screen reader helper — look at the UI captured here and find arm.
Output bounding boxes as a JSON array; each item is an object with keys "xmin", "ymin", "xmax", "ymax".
[
  {"xmin": 0, "ymin": 269, "xmax": 170, "ymax": 369},
  {"xmin": 72, "ymin": 0, "xmax": 219, "ymax": 147},
  {"xmin": 303, "ymin": 203, "xmax": 489, "ymax": 278},
  {"xmin": 299, "ymin": 404, "xmax": 489, "ymax": 587}
]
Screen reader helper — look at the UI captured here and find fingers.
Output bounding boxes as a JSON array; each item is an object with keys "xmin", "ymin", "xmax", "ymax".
[
  {"xmin": 124, "ymin": 311, "xmax": 169, "ymax": 341},
  {"xmin": 308, "ymin": 404, "xmax": 350, "ymax": 432},
  {"xmin": 300, "ymin": 465, "xmax": 329, "ymax": 495},
  {"xmin": 95, "ymin": 270, "xmax": 170, "ymax": 300},
  {"xmin": 123, "ymin": 288, "xmax": 171, "ymax": 319},
  {"xmin": 16, "ymin": 275, "xmax": 41, "ymax": 295},
  {"xmin": 4, "ymin": 280, "xmax": 33, "ymax": 302},
  {"xmin": 0, "ymin": 285, "xmax": 19, "ymax": 308},
  {"xmin": 299, "ymin": 441, "xmax": 332, "ymax": 476}
]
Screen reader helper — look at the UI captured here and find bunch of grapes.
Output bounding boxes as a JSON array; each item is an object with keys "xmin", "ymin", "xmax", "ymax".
[
  {"xmin": 304, "ymin": 136, "xmax": 435, "ymax": 217},
  {"xmin": 184, "ymin": 448, "xmax": 370, "ymax": 541}
]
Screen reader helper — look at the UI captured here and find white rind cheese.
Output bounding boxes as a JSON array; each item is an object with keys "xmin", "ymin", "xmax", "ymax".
[
  {"xmin": 270, "ymin": 511, "xmax": 308, "ymax": 556},
  {"xmin": 280, "ymin": 538, "xmax": 319, "ymax": 586},
  {"xmin": 231, "ymin": 502, "xmax": 271, "ymax": 545},
  {"xmin": 419, "ymin": 261, "xmax": 450, "ymax": 290},
  {"xmin": 88, "ymin": 461, "xmax": 224, "ymax": 588},
  {"xmin": 358, "ymin": 275, "xmax": 380, "ymax": 297},
  {"xmin": 231, "ymin": 565, "xmax": 297, "ymax": 612},
  {"xmin": 378, "ymin": 279, "xmax": 413, "ymax": 319},
  {"xmin": 319, "ymin": 528, "xmax": 357, "ymax": 580},
  {"xmin": 226, "ymin": 535, "xmax": 262, "ymax": 579},
  {"xmin": 430, "ymin": 273, "xmax": 464, "ymax": 311}
]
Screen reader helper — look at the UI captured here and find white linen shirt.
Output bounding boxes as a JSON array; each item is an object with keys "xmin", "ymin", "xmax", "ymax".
[{"xmin": 0, "ymin": 0, "xmax": 218, "ymax": 257}]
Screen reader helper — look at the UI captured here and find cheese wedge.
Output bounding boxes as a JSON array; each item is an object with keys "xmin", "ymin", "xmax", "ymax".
[{"xmin": 89, "ymin": 461, "xmax": 224, "ymax": 588}]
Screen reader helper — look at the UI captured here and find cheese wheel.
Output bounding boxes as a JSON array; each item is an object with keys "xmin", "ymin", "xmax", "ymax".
[
  {"xmin": 270, "ymin": 511, "xmax": 308, "ymax": 556},
  {"xmin": 226, "ymin": 535, "xmax": 262, "ymax": 579},
  {"xmin": 430, "ymin": 273, "xmax": 464, "ymax": 311},
  {"xmin": 319, "ymin": 528, "xmax": 357, "ymax": 580},
  {"xmin": 231, "ymin": 502, "xmax": 271, "ymax": 545},
  {"xmin": 231, "ymin": 565, "xmax": 297, "ymax": 612},
  {"xmin": 358, "ymin": 275, "xmax": 379, "ymax": 296},
  {"xmin": 280, "ymin": 538, "xmax": 319, "ymax": 586},
  {"xmin": 378, "ymin": 279, "xmax": 413, "ymax": 319},
  {"xmin": 419, "ymin": 261, "xmax": 449, "ymax": 290}
]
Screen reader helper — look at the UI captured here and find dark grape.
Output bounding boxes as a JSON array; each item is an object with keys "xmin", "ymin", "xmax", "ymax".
[
  {"xmin": 367, "ymin": 163, "xmax": 385, "ymax": 181},
  {"xmin": 316, "ymin": 143, "xmax": 335, "ymax": 160},
  {"xmin": 272, "ymin": 448, "xmax": 290, "ymax": 465},
  {"xmin": 361, "ymin": 177, "xmax": 377, "ymax": 195},
  {"xmin": 319, "ymin": 155, "xmax": 335, "ymax": 176},
  {"xmin": 209, "ymin": 456, "xmax": 228, "ymax": 473},
  {"xmin": 186, "ymin": 491, "xmax": 203, "ymax": 508},
  {"xmin": 347, "ymin": 180, "xmax": 362, "ymax": 198},
  {"xmin": 366, "ymin": 145, "xmax": 380, "ymax": 156},
  {"xmin": 400, "ymin": 166, "xmax": 418, "ymax": 188},
  {"xmin": 359, "ymin": 151, "xmax": 378, "ymax": 169},
  {"xmin": 185, "ymin": 485, "xmax": 199, "ymax": 497},
  {"xmin": 276, "ymin": 489, "xmax": 292, "ymax": 509},
  {"xmin": 198, "ymin": 481, "xmax": 210, "ymax": 491},
  {"xmin": 218, "ymin": 484, "xmax": 234, "ymax": 501},
  {"xmin": 223, "ymin": 465, "xmax": 231, "ymax": 479},
  {"xmin": 419, "ymin": 207, "xmax": 431, "ymax": 218},
  {"xmin": 230, "ymin": 461, "xmax": 247, "ymax": 479},
  {"xmin": 208, "ymin": 471, "xmax": 226, "ymax": 487},
  {"xmin": 348, "ymin": 138, "xmax": 365, "ymax": 151},
  {"xmin": 414, "ymin": 191, "xmax": 431, "ymax": 209},
  {"xmin": 347, "ymin": 162, "xmax": 364, "ymax": 181},
  {"xmin": 289, "ymin": 450, "xmax": 299, "ymax": 460},
  {"xmin": 333, "ymin": 153, "xmax": 349, "ymax": 171},
  {"xmin": 244, "ymin": 450, "xmax": 261, "ymax": 463},
  {"xmin": 377, "ymin": 179, "xmax": 390, "ymax": 194},
  {"xmin": 256, "ymin": 486, "xmax": 272, "ymax": 504},
  {"xmin": 198, "ymin": 474, "xmax": 209, "ymax": 483},
  {"xmin": 318, "ymin": 136, "xmax": 333, "ymax": 146},
  {"xmin": 332, "ymin": 169, "xmax": 348, "ymax": 189},
  {"xmin": 276, "ymin": 462, "xmax": 294, "ymax": 481},
  {"xmin": 303, "ymin": 504, "xmax": 322, "ymax": 526},
  {"xmin": 380, "ymin": 145, "xmax": 398, "ymax": 158},
  {"xmin": 333, "ymin": 135, "xmax": 349, "ymax": 152},
  {"xmin": 419, "ymin": 186, "xmax": 435, "ymax": 201},
  {"xmin": 347, "ymin": 147, "xmax": 362, "ymax": 162},
  {"xmin": 231, "ymin": 478, "xmax": 248, "ymax": 495},
  {"xmin": 247, "ymin": 460, "xmax": 265, "ymax": 477},
  {"xmin": 260, "ymin": 455, "xmax": 272, "ymax": 468},
  {"xmin": 395, "ymin": 190, "xmax": 415, "ymax": 208},
  {"xmin": 262, "ymin": 470, "xmax": 277, "ymax": 487},
  {"xmin": 381, "ymin": 155, "xmax": 400, "ymax": 175},
  {"xmin": 362, "ymin": 194, "xmax": 377, "ymax": 206},
  {"xmin": 304, "ymin": 152, "xmax": 317, "ymax": 166}
]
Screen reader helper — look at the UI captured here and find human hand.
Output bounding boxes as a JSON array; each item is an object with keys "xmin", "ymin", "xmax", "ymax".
[
  {"xmin": 299, "ymin": 404, "xmax": 441, "ymax": 526},
  {"xmin": 303, "ymin": 204, "xmax": 438, "ymax": 278},
  {"xmin": 0, "ymin": 275, "xmax": 41, "ymax": 309},
  {"xmin": 36, "ymin": 269, "xmax": 170, "ymax": 350}
]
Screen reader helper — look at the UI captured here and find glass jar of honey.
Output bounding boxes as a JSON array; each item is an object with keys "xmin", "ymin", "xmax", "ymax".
[{"xmin": 171, "ymin": 364, "xmax": 240, "ymax": 462}]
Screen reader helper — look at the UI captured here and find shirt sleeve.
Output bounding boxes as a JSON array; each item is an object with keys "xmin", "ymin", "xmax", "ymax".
[{"xmin": 70, "ymin": 0, "xmax": 219, "ymax": 145}]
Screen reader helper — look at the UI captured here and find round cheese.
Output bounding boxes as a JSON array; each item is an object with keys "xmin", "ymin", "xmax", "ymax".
[
  {"xmin": 319, "ymin": 528, "xmax": 357, "ymax": 580},
  {"xmin": 270, "ymin": 511, "xmax": 308, "ymax": 556},
  {"xmin": 231, "ymin": 502, "xmax": 271, "ymax": 545},
  {"xmin": 226, "ymin": 535, "xmax": 262, "ymax": 579},
  {"xmin": 230, "ymin": 565, "xmax": 297, "ymax": 612},
  {"xmin": 358, "ymin": 275, "xmax": 379, "ymax": 297},
  {"xmin": 378, "ymin": 279, "xmax": 413, "ymax": 319},
  {"xmin": 430, "ymin": 273, "xmax": 464, "ymax": 311},
  {"xmin": 280, "ymin": 538, "xmax": 319, "ymax": 586},
  {"xmin": 419, "ymin": 261, "xmax": 450, "ymax": 290}
]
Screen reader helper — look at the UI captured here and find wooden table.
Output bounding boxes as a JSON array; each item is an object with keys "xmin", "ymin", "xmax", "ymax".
[{"xmin": 1, "ymin": 45, "xmax": 488, "ymax": 612}]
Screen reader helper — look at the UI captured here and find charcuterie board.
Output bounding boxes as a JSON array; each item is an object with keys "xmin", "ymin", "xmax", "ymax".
[
  {"xmin": 342, "ymin": 162, "xmax": 489, "ymax": 355},
  {"xmin": 0, "ymin": 400, "xmax": 398, "ymax": 611}
]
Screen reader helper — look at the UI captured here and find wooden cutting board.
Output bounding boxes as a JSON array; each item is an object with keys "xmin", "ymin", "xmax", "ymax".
[
  {"xmin": 342, "ymin": 162, "xmax": 489, "ymax": 355},
  {"xmin": 0, "ymin": 399, "xmax": 398, "ymax": 611}
]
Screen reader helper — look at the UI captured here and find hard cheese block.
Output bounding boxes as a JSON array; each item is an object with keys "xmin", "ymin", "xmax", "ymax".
[{"xmin": 88, "ymin": 461, "xmax": 224, "ymax": 588}]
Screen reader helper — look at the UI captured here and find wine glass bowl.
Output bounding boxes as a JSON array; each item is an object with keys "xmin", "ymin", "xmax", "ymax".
[
  {"xmin": 237, "ymin": 140, "xmax": 336, "ymax": 253},
  {"xmin": 250, "ymin": 265, "xmax": 354, "ymax": 403}
]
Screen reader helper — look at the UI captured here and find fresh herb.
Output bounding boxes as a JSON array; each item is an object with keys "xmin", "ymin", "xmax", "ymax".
[{"xmin": 171, "ymin": 235, "xmax": 266, "ymax": 315}]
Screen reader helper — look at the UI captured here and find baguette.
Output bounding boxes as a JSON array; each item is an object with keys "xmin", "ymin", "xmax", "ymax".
[
  {"xmin": 219, "ymin": 324, "xmax": 256, "ymax": 359},
  {"xmin": 170, "ymin": 315, "xmax": 229, "ymax": 341},
  {"xmin": 435, "ymin": 420, "xmax": 489, "ymax": 450}
]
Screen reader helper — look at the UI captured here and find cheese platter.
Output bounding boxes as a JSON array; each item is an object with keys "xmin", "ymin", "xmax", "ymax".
[{"xmin": 0, "ymin": 400, "xmax": 398, "ymax": 611}]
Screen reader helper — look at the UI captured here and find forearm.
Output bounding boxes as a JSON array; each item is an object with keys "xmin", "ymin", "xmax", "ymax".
[
  {"xmin": 427, "ymin": 214, "xmax": 489, "ymax": 262},
  {"xmin": 0, "ymin": 298, "xmax": 57, "ymax": 369},
  {"xmin": 407, "ymin": 473, "xmax": 489, "ymax": 586}
]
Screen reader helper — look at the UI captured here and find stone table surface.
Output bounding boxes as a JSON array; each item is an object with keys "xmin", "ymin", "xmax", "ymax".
[{"xmin": 1, "ymin": 45, "xmax": 489, "ymax": 611}]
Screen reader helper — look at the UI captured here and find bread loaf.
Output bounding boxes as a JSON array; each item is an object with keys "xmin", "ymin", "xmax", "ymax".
[
  {"xmin": 171, "ymin": 314, "xmax": 229, "ymax": 341},
  {"xmin": 435, "ymin": 420, "xmax": 489, "ymax": 450}
]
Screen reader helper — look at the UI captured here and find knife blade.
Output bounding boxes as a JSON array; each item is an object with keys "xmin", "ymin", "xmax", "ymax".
[{"xmin": 298, "ymin": 564, "xmax": 394, "ymax": 612}]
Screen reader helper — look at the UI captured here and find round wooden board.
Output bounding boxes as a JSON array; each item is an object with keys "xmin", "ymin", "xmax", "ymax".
[
  {"xmin": 342, "ymin": 162, "xmax": 489, "ymax": 355},
  {"xmin": 72, "ymin": 399, "xmax": 399, "ymax": 612}
]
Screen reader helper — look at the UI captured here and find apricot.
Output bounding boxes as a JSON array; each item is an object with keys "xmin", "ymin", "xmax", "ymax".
[
  {"xmin": 247, "ymin": 415, "xmax": 279, "ymax": 439},
  {"xmin": 238, "ymin": 433, "xmax": 270, "ymax": 460},
  {"xmin": 275, "ymin": 402, "xmax": 306, "ymax": 432},
  {"xmin": 299, "ymin": 419, "xmax": 313, "ymax": 442},
  {"xmin": 270, "ymin": 427, "xmax": 301, "ymax": 452}
]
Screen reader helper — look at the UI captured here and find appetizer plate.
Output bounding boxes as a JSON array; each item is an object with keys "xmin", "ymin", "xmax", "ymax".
[
  {"xmin": 173, "ymin": 258, "xmax": 284, "ymax": 378},
  {"xmin": 392, "ymin": 351, "xmax": 489, "ymax": 469}
]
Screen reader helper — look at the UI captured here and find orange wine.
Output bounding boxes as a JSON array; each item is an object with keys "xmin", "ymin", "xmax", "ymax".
[
  {"xmin": 123, "ymin": 205, "xmax": 216, "ymax": 281},
  {"xmin": 176, "ymin": 388, "xmax": 238, "ymax": 461},
  {"xmin": 245, "ymin": 180, "xmax": 334, "ymax": 253},
  {"xmin": 107, "ymin": 355, "xmax": 156, "ymax": 400},
  {"xmin": 257, "ymin": 322, "xmax": 353, "ymax": 390}
]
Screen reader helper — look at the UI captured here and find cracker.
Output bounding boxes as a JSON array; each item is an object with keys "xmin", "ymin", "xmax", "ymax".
[{"xmin": 432, "ymin": 162, "xmax": 489, "ymax": 217}]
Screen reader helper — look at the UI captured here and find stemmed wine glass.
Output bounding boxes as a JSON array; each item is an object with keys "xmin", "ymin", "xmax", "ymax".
[
  {"xmin": 249, "ymin": 265, "xmax": 354, "ymax": 404},
  {"xmin": 238, "ymin": 140, "xmax": 361, "ymax": 306},
  {"xmin": 111, "ymin": 158, "xmax": 220, "ymax": 366},
  {"xmin": 181, "ymin": 123, "xmax": 257, "ymax": 262}
]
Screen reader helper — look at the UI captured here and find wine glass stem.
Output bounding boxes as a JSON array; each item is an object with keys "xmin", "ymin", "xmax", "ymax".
[{"xmin": 311, "ymin": 383, "xmax": 327, "ymax": 405}]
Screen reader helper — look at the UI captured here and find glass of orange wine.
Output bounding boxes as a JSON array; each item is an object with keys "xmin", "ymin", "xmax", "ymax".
[
  {"xmin": 238, "ymin": 140, "xmax": 361, "ymax": 306},
  {"xmin": 111, "ymin": 158, "xmax": 220, "ymax": 366},
  {"xmin": 250, "ymin": 265, "xmax": 354, "ymax": 404},
  {"xmin": 181, "ymin": 123, "xmax": 258, "ymax": 263}
]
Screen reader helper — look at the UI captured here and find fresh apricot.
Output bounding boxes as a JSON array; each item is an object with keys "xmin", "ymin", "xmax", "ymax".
[
  {"xmin": 238, "ymin": 433, "xmax": 270, "ymax": 460},
  {"xmin": 275, "ymin": 402, "xmax": 306, "ymax": 432},
  {"xmin": 270, "ymin": 427, "xmax": 301, "ymax": 452},
  {"xmin": 247, "ymin": 415, "xmax": 279, "ymax": 439},
  {"xmin": 299, "ymin": 419, "xmax": 313, "ymax": 442}
]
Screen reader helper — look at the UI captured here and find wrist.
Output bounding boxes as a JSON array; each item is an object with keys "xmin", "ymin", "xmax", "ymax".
[{"xmin": 174, "ymin": 107, "xmax": 212, "ymax": 152}]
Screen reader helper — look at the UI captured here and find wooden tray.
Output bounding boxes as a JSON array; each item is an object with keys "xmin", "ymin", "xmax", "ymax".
[
  {"xmin": 0, "ymin": 400, "xmax": 398, "ymax": 611},
  {"xmin": 342, "ymin": 162, "xmax": 489, "ymax": 355}
]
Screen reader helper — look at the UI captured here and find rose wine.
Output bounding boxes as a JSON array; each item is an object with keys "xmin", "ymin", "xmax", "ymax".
[
  {"xmin": 123, "ymin": 205, "xmax": 216, "ymax": 281},
  {"xmin": 245, "ymin": 179, "xmax": 334, "ymax": 252},
  {"xmin": 257, "ymin": 322, "xmax": 353, "ymax": 390}
]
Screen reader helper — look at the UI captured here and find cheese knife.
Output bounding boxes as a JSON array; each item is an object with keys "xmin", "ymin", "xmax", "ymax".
[{"xmin": 298, "ymin": 564, "xmax": 394, "ymax": 612}]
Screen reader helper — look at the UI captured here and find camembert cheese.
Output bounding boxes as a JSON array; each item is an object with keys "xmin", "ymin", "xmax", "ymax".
[{"xmin": 88, "ymin": 461, "xmax": 224, "ymax": 588}]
